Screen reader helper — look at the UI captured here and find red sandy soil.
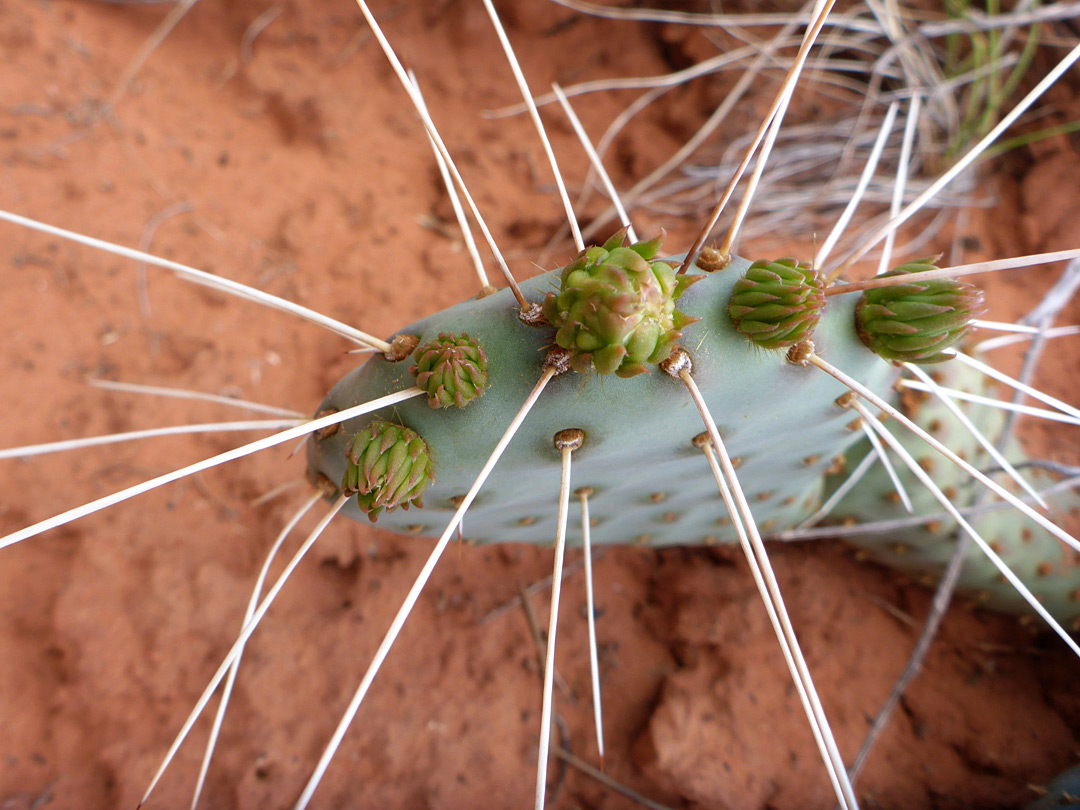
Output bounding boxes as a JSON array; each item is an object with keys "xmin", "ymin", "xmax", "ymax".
[{"xmin": 1, "ymin": 1, "xmax": 1079, "ymax": 809}]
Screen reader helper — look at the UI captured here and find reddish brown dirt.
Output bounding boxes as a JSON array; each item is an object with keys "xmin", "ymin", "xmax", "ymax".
[{"xmin": 1, "ymin": 2, "xmax": 1079, "ymax": 809}]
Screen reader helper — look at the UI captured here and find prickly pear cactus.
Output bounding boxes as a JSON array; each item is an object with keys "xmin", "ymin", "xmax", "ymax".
[
  {"xmin": 306, "ymin": 239, "xmax": 1078, "ymax": 626},
  {"xmin": 307, "ymin": 250, "xmax": 896, "ymax": 545},
  {"xmin": 1026, "ymin": 763, "xmax": 1080, "ymax": 810}
]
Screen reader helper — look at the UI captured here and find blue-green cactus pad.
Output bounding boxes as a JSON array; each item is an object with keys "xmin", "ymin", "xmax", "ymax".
[
  {"xmin": 307, "ymin": 254, "xmax": 897, "ymax": 546},
  {"xmin": 824, "ymin": 360, "xmax": 1080, "ymax": 623}
]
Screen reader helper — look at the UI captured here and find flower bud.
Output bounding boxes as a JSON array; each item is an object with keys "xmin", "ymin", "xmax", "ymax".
[
  {"xmin": 728, "ymin": 258, "xmax": 824, "ymax": 349},
  {"xmin": 542, "ymin": 228, "xmax": 700, "ymax": 377},
  {"xmin": 856, "ymin": 258, "xmax": 985, "ymax": 363},
  {"xmin": 410, "ymin": 332, "xmax": 488, "ymax": 408},
  {"xmin": 342, "ymin": 420, "xmax": 434, "ymax": 521}
]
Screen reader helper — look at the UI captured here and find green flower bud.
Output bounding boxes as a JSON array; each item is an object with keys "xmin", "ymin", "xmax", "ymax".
[
  {"xmin": 541, "ymin": 228, "xmax": 701, "ymax": 378},
  {"xmin": 342, "ymin": 420, "xmax": 434, "ymax": 521},
  {"xmin": 728, "ymin": 258, "xmax": 825, "ymax": 349},
  {"xmin": 410, "ymin": 332, "xmax": 488, "ymax": 408},
  {"xmin": 855, "ymin": 258, "xmax": 986, "ymax": 364}
]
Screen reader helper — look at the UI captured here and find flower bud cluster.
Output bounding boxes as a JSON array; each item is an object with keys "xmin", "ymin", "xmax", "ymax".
[{"xmin": 410, "ymin": 332, "xmax": 488, "ymax": 409}]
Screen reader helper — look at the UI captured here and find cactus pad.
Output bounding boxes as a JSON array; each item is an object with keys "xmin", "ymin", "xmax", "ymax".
[
  {"xmin": 410, "ymin": 332, "xmax": 488, "ymax": 409},
  {"xmin": 342, "ymin": 420, "xmax": 435, "ymax": 521},
  {"xmin": 307, "ymin": 248, "xmax": 1078, "ymax": 625},
  {"xmin": 541, "ymin": 229, "xmax": 700, "ymax": 377},
  {"xmin": 307, "ymin": 252, "xmax": 896, "ymax": 544},
  {"xmin": 855, "ymin": 258, "xmax": 985, "ymax": 363},
  {"xmin": 728, "ymin": 258, "xmax": 825, "ymax": 349},
  {"xmin": 823, "ymin": 361, "xmax": 1080, "ymax": 624}
]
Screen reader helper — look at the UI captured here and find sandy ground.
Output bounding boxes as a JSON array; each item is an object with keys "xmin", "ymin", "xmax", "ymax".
[{"xmin": 1, "ymin": 1, "xmax": 1079, "ymax": 808}]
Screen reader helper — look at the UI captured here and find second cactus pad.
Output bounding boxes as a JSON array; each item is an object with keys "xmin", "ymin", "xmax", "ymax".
[
  {"xmin": 823, "ymin": 360, "xmax": 1080, "ymax": 624},
  {"xmin": 542, "ymin": 229, "xmax": 700, "ymax": 377}
]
